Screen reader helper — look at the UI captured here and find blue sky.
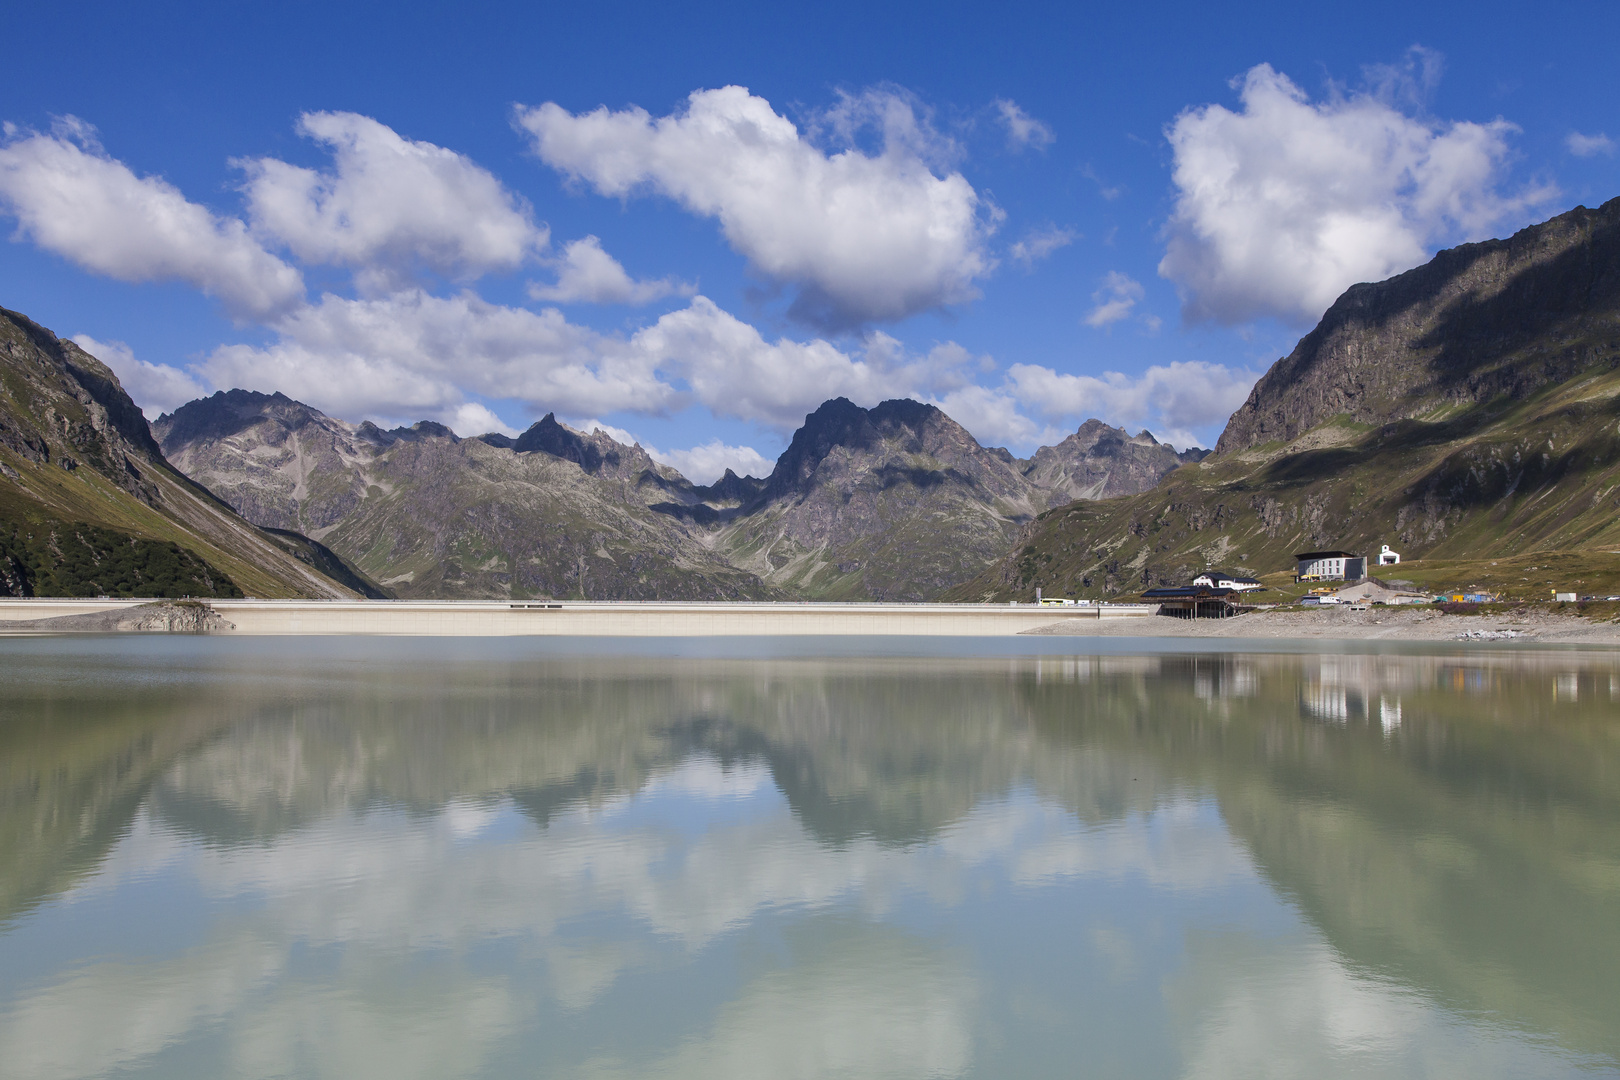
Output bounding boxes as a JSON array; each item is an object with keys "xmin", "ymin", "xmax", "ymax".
[{"xmin": 1, "ymin": 0, "xmax": 1616, "ymax": 481}]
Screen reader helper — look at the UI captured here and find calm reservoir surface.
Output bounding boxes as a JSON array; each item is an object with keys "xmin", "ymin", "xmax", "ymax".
[{"xmin": 2, "ymin": 636, "xmax": 1618, "ymax": 1079}]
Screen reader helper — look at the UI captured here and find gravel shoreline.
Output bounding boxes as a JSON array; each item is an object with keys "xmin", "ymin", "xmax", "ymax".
[{"xmin": 1025, "ymin": 606, "xmax": 1620, "ymax": 644}]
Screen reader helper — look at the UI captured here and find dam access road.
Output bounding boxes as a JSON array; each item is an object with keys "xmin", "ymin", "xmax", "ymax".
[{"xmin": 0, "ymin": 599, "xmax": 1156, "ymax": 636}]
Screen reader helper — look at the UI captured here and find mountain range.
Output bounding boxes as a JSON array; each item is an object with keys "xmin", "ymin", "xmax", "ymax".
[{"xmin": 153, "ymin": 392, "xmax": 1199, "ymax": 600}]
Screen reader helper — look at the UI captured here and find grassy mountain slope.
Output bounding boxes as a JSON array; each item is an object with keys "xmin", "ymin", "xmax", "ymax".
[
  {"xmin": 0, "ymin": 308, "xmax": 364, "ymax": 598},
  {"xmin": 950, "ymin": 197, "xmax": 1620, "ymax": 601}
]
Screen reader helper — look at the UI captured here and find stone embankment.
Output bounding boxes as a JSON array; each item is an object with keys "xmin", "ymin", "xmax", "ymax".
[{"xmin": 0, "ymin": 600, "xmax": 235, "ymax": 633}]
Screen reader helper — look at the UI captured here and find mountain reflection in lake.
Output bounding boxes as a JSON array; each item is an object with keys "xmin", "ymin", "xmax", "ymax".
[{"xmin": 1, "ymin": 637, "xmax": 1617, "ymax": 1079}]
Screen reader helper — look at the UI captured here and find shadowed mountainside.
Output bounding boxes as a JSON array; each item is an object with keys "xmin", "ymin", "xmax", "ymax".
[
  {"xmin": 1220, "ymin": 196, "xmax": 1620, "ymax": 453},
  {"xmin": 0, "ymin": 308, "xmax": 369, "ymax": 598}
]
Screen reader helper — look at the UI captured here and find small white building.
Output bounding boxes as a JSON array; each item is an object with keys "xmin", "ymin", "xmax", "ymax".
[
  {"xmin": 1191, "ymin": 570, "xmax": 1264, "ymax": 592},
  {"xmin": 1377, "ymin": 545, "xmax": 1401, "ymax": 566}
]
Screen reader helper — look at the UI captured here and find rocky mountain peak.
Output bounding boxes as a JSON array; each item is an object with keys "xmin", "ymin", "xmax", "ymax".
[
  {"xmin": 386, "ymin": 420, "xmax": 459, "ymax": 443},
  {"xmin": 513, "ymin": 413, "xmax": 617, "ymax": 471},
  {"xmin": 763, "ymin": 397, "xmax": 972, "ymax": 499},
  {"xmin": 155, "ymin": 389, "xmax": 332, "ymax": 449},
  {"xmin": 693, "ymin": 468, "xmax": 768, "ymax": 506},
  {"xmin": 3, "ymin": 307, "xmax": 165, "ymax": 466},
  {"xmin": 1050, "ymin": 419, "xmax": 1132, "ymax": 456},
  {"xmin": 1021, "ymin": 419, "xmax": 1198, "ymax": 507},
  {"xmin": 355, "ymin": 420, "xmax": 395, "ymax": 446},
  {"xmin": 339, "ymin": 418, "xmax": 463, "ymax": 448},
  {"xmin": 510, "ymin": 413, "xmax": 670, "ymax": 483}
]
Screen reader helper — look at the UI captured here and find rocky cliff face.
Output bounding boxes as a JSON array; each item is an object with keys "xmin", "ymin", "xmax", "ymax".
[
  {"xmin": 1218, "ymin": 197, "xmax": 1620, "ymax": 454},
  {"xmin": 154, "ymin": 390, "xmax": 350, "ymax": 534},
  {"xmin": 953, "ymin": 197, "xmax": 1620, "ymax": 601},
  {"xmin": 0, "ymin": 309, "xmax": 363, "ymax": 598}
]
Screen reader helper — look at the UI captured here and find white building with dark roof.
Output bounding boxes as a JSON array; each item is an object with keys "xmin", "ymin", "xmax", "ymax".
[{"xmin": 1191, "ymin": 570, "xmax": 1264, "ymax": 592}]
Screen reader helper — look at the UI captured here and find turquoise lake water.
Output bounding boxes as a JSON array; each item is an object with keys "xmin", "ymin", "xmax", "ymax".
[{"xmin": 1, "ymin": 636, "xmax": 1617, "ymax": 1079}]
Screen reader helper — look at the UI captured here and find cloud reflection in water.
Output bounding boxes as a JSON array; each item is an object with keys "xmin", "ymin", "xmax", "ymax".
[{"xmin": 1, "ymin": 645, "xmax": 1616, "ymax": 1078}]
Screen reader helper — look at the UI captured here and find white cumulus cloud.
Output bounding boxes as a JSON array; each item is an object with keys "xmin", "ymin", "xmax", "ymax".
[
  {"xmin": 1159, "ymin": 62, "xmax": 1555, "ymax": 325},
  {"xmin": 515, "ymin": 86, "xmax": 996, "ymax": 330},
  {"xmin": 1084, "ymin": 271, "xmax": 1145, "ymax": 328},
  {"xmin": 1566, "ymin": 131, "xmax": 1615, "ymax": 158},
  {"xmin": 926, "ymin": 384, "xmax": 1063, "ymax": 449},
  {"xmin": 0, "ymin": 118, "xmax": 304, "ymax": 320},
  {"xmin": 645, "ymin": 440, "xmax": 775, "ymax": 485},
  {"xmin": 527, "ymin": 235, "xmax": 693, "ymax": 305},
  {"xmin": 71, "ymin": 335, "xmax": 209, "ymax": 419},
  {"xmin": 623, "ymin": 936, "xmax": 975, "ymax": 1080},
  {"xmin": 188, "ymin": 279, "xmax": 1250, "ymax": 455},
  {"xmin": 203, "ymin": 289, "xmax": 671, "ymax": 427},
  {"xmin": 446, "ymin": 402, "xmax": 517, "ymax": 438},
  {"xmin": 636, "ymin": 302, "xmax": 983, "ymax": 430},
  {"xmin": 562, "ymin": 417, "xmax": 642, "ymax": 448},
  {"xmin": 1007, "ymin": 359, "xmax": 1259, "ymax": 448},
  {"xmin": 994, "ymin": 99, "xmax": 1055, "ymax": 152},
  {"xmin": 1009, "ymin": 225, "xmax": 1077, "ymax": 268},
  {"xmin": 238, "ymin": 111, "xmax": 547, "ymax": 290}
]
